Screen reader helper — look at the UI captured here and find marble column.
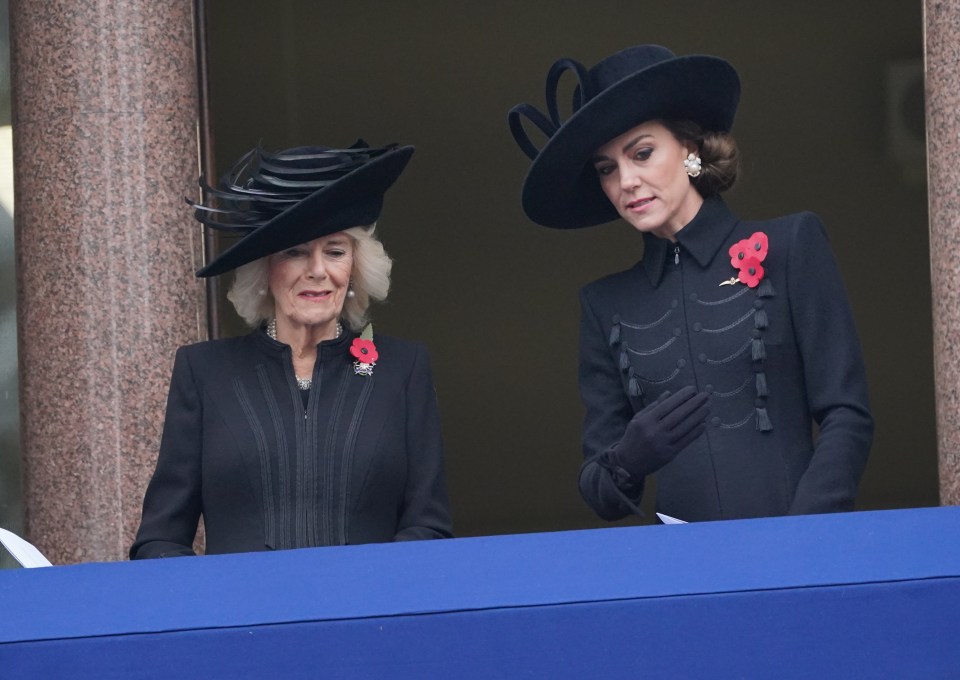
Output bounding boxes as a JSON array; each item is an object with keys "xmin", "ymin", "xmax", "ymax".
[
  {"xmin": 925, "ymin": 0, "xmax": 960, "ymax": 506},
  {"xmin": 11, "ymin": 0, "xmax": 205, "ymax": 563}
]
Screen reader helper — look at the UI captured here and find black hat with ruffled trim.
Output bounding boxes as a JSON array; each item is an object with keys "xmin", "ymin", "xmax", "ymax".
[
  {"xmin": 192, "ymin": 140, "xmax": 413, "ymax": 277},
  {"xmin": 508, "ymin": 45, "xmax": 740, "ymax": 229}
]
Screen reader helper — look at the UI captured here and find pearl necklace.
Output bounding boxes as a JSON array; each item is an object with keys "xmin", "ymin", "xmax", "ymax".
[{"xmin": 266, "ymin": 318, "xmax": 342, "ymax": 390}]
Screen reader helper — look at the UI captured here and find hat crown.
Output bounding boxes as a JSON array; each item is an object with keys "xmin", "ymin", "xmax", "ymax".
[
  {"xmin": 248, "ymin": 141, "xmax": 384, "ymax": 191},
  {"xmin": 192, "ymin": 140, "xmax": 399, "ymax": 233},
  {"xmin": 507, "ymin": 45, "xmax": 687, "ymax": 161},
  {"xmin": 192, "ymin": 142, "xmax": 414, "ymax": 277},
  {"xmin": 587, "ymin": 45, "xmax": 677, "ymax": 96}
]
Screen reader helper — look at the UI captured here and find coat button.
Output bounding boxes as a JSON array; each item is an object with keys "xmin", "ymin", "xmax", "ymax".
[
  {"xmin": 693, "ymin": 322, "xmax": 702, "ymax": 332},
  {"xmin": 754, "ymin": 300, "xmax": 764, "ymax": 309},
  {"xmin": 704, "ymin": 384, "xmax": 714, "ymax": 393},
  {"xmin": 689, "ymin": 293, "xmax": 698, "ymax": 301},
  {"xmin": 711, "ymin": 417, "xmax": 721, "ymax": 427},
  {"xmin": 671, "ymin": 299, "xmax": 679, "ymax": 308},
  {"xmin": 677, "ymin": 359, "xmax": 686, "ymax": 368},
  {"xmin": 698, "ymin": 353, "xmax": 707, "ymax": 363},
  {"xmin": 674, "ymin": 327, "xmax": 682, "ymax": 336}
]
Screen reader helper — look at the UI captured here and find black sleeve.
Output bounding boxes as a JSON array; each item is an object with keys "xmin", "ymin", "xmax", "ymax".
[
  {"xmin": 129, "ymin": 347, "xmax": 202, "ymax": 558},
  {"xmin": 577, "ymin": 287, "xmax": 646, "ymax": 521},
  {"xmin": 393, "ymin": 344, "xmax": 454, "ymax": 541},
  {"xmin": 786, "ymin": 214, "xmax": 873, "ymax": 514}
]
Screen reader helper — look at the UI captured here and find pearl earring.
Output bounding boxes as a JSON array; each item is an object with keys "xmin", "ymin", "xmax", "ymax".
[
  {"xmin": 257, "ymin": 288, "xmax": 266, "ymax": 297},
  {"xmin": 346, "ymin": 280, "xmax": 356, "ymax": 298},
  {"xmin": 684, "ymin": 153, "xmax": 702, "ymax": 178}
]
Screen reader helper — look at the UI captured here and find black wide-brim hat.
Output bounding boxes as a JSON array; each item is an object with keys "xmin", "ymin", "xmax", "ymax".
[
  {"xmin": 193, "ymin": 141, "xmax": 414, "ymax": 277},
  {"xmin": 508, "ymin": 45, "xmax": 740, "ymax": 229}
]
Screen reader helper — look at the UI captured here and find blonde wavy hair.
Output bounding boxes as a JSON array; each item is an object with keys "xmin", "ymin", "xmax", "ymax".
[{"xmin": 227, "ymin": 225, "xmax": 392, "ymax": 331}]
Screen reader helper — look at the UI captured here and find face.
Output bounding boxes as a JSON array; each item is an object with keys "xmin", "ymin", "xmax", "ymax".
[
  {"xmin": 592, "ymin": 121, "xmax": 703, "ymax": 240},
  {"xmin": 267, "ymin": 232, "xmax": 354, "ymax": 335}
]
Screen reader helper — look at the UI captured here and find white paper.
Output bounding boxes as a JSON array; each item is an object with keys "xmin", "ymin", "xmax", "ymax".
[
  {"xmin": 656, "ymin": 512, "xmax": 688, "ymax": 525},
  {"xmin": 0, "ymin": 528, "xmax": 53, "ymax": 567}
]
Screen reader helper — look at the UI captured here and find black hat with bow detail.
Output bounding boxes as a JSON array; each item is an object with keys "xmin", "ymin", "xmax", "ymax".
[
  {"xmin": 508, "ymin": 45, "xmax": 740, "ymax": 229},
  {"xmin": 192, "ymin": 140, "xmax": 414, "ymax": 277}
]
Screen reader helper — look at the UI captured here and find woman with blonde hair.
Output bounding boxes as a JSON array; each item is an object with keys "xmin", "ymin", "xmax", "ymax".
[{"xmin": 131, "ymin": 141, "xmax": 452, "ymax": 557}]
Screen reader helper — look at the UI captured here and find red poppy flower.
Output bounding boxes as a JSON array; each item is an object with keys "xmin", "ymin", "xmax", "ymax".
[
  {"xmin": 737, "ymin": 257, "xmax": 765, "ymax": 288},
  {"xmin": 728, "ymin": 232, "xmax": 769, "ymax": 268},
  {"xmin": 350, "ymin": 338, "xmax": 379, "ymax": 364}
]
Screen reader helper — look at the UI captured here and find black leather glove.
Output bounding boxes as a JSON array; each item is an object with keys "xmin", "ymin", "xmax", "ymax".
[{"xmin": 603, "ymin": 386, "xmax": 710, "ymax": 483}]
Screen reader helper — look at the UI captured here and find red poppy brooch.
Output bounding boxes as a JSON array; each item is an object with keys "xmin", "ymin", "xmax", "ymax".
[
  {"xmin": 721, "ymin": 232, "xmax": 768, "ymax": 288},
  {"xmin": 350, "ymin": 325, "xmax": 378, "ymax": 376}
]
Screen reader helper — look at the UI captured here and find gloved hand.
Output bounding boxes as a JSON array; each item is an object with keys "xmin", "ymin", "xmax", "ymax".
[{"xmin": 604, "ymin": 385, "xmax": 710, "ymax": 482}]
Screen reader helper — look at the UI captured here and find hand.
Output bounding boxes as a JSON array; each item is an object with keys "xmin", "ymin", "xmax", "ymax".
[{"xmin": 606, "ymin": 386, "xmax": 710, "ymax": 480}]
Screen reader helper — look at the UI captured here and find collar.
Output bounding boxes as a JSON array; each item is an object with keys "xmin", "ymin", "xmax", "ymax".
[
  {"xmin": 641, "ymin": 196, "xmax": 740, "ymax": 287},
  {"xmin": 254, "ymin": 323, "xmax": 356, "ymax": 358}
]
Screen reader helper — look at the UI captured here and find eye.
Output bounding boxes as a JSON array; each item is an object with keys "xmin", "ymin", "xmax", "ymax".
[
  {"xmin": 634, "ymin": 147, "xmax": 653, "ymax": 161},
  {"xmin": 594, "ymin": 163, "xmax": 615, "ymax": 177},
  {"xmin": 282, "ymin": 247, "xmax": 306, "ymax": 258},
  {"xmin": 326, "ymin": 248, "xmax": 346, "ymax": 258}
]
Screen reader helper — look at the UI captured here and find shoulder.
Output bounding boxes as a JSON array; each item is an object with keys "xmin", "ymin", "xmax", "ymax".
[
  {"xmin": 170, "ymin": 333, "xmax": 264, "ymax": 384},
  {"xmin": 370, "ymin": 334, "xmax": 432, "ymax": 371},
  {"xmin": 581, "ymin": 262, "xmax": 644, "ymax": 305},
  {"xmin": 370, "ymin": 333, "xmax": 424, "ymax": 357},
  {"xmin": 369, "ymin": 334, "xmax": 437, "ymax": 390},
  {"xmin": 751, "ymin": 210, "xmax": 828, "ymax": 242},
  {"xmin": 741, "ymin": 211, "xmax": 833, "ymax": 267},
  {"xmin": 176, "ymin": 332, "xmax": 258, "ymax": 362}
]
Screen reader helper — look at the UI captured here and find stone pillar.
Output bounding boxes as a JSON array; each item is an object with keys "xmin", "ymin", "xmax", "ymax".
[
  {"xmin": 925, "ymin": 0, "xmax": 960, "ymax": 506},
  {"xmin": 10, "ymin": 0, "xmax": 205, "ymax": 563}
]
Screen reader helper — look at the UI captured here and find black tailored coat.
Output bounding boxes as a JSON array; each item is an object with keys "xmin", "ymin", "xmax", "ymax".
[
  {"xmin": 131, "ymin": 328, "xmax": 452, "ymax": 558},
  {"xmin": 579, "ymin": 197, "xmax": 873, "ymax": 522}
]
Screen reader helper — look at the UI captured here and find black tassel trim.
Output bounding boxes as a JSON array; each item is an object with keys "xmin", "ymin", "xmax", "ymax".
[
  {"xmin": 619, "ymin": 350, "xmax": 630, "ymax": 371},
  {"xmin": 752, "ymin": 278, "xmax": 773, "ymax": 430},
  {"xmin": 756, "ymin": 407, "xmax": 773, "ymax": 432},
  {"xmin": 755, "ymin": 372, "xmax": 768, "ymax": 397},
  {"xmin": 609, "ymin": 323, "xmax": 621, "ymax": 347},
  {"xmin": 629, "ymin": 377, "xmax": 642, "ymax": 398}
]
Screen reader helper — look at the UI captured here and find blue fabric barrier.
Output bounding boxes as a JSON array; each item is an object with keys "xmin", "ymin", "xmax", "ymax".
[{"xmin": 2, "ymin": 507, "xmax": 958, "ymax": 678}]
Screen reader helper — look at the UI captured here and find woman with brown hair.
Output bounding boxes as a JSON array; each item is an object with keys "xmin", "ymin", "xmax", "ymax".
[{"xmin": 509, "ymin": 46, "xmax": 872, "ymax": 522}]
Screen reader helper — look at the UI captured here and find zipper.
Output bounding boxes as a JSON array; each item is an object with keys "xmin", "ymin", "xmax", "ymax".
[
  {"xmin": 304, "ymin": 347, "xmax": 322, "ymax": 420},
  {"xmin": 674, "ymin": 245, "xmax": 680, "ymax": 265},
  {"xmin": 281, "ymin": 346, "xmax": 311, "ymax": 420}
]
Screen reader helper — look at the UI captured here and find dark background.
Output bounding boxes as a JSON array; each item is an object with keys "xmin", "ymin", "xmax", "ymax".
[{"xmin": 203, "ymin": 0, "xmax": 936, "ymax": 536}]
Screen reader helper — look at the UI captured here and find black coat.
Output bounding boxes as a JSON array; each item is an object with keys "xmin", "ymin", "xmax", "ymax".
[
  {"xmin": 131, "ymin": 329, "xmax": 452, "ymax": 558},
  {"xmin": 578, "ymin": 198, "xmax": 873, "ymax": 522}
]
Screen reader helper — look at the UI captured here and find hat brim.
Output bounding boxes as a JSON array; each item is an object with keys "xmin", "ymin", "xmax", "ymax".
[
  {"xmin": 521, "ymin": 56, "xmax": 740, "ymax": 229},
  {"xmin": 197, "ymin": 145, "xmax": 414, "ymax": 277}
]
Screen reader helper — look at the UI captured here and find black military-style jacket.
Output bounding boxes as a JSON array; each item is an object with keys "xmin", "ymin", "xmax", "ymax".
[{"xmin": 578, "ymin": 198, "xmax": 873, "ymax": 522}]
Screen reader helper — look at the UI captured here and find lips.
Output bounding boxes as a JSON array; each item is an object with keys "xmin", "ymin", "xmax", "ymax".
[
  {"xmin": 298, "ymin": 290, "xmax": 332, "ymax": 301},
  {"xmin": 626, "ymin": 197, "xmax": 655, "ymax": 210}
]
